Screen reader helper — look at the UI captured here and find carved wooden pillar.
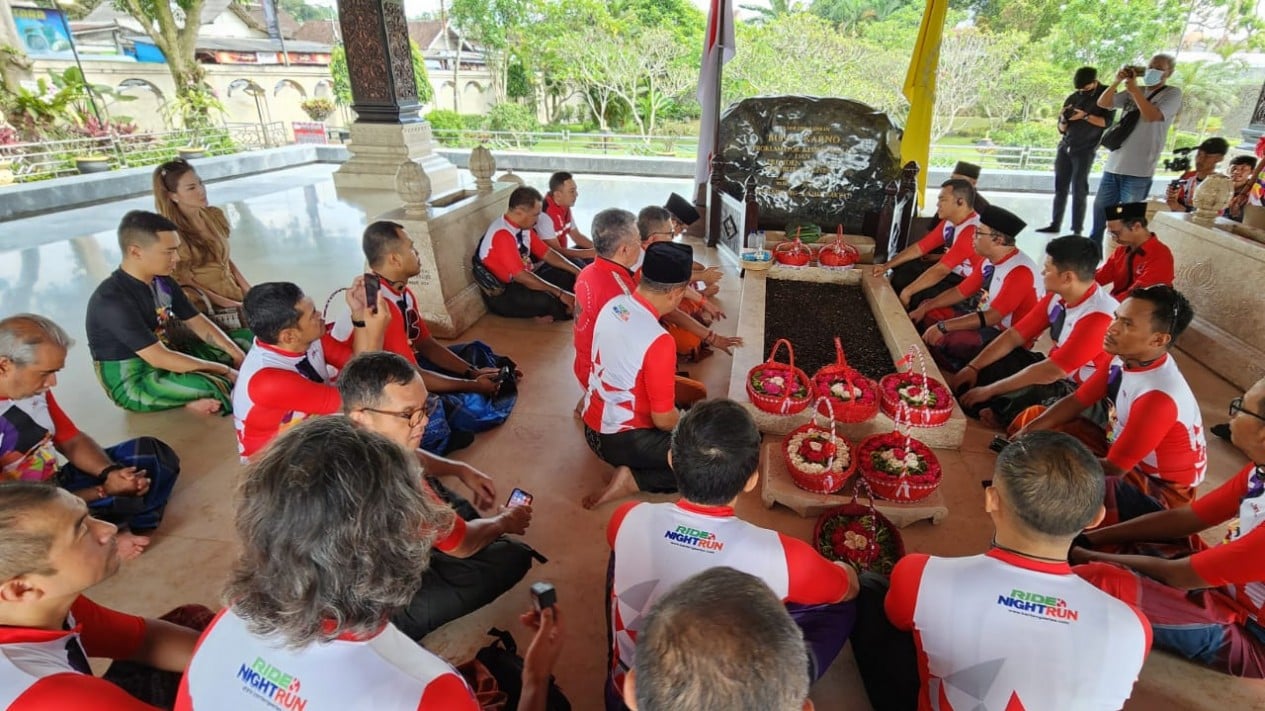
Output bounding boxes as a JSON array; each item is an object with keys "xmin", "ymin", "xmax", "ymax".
[{"xmin": 337, "ymin": 0, "xmax": 421, "ymax": 124}]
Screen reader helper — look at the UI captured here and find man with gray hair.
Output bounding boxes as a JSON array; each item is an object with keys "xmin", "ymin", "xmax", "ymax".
[
  {"xmin": 622, "ymin": 567, "xmax": 814, "ymax": 711},
  {"xmin": 178, "ymin": 417, "xmax": 565, "ymax": 710},
  {"xmin": 0, "ymin": 314, "xmax": 180, "ymax": 559},
  {"xmin": 572, "ymin": 208, "xmax": 649, "ymax": 389}
]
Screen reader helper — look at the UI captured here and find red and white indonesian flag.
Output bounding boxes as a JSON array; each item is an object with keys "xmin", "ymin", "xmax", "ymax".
[{"xmin": 695, "ymin": 0, "xmax": 735, "ymax": 188}]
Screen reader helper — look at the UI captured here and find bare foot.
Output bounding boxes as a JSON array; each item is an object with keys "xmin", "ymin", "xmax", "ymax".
[
  {"xmin": 582, "ymin": 466, "xmax": 639, "ymax": 509},
  {"xmin": 116, "ymin": 532, "xmax": 151, "ymax": 560},
  {"xmin": 534, "ymin": 315, "xmax": 556, "ymax": 325},
  {"xmin": 979, "ymin": 408, "xmax": 1003, "ymax": 430},
  {"xmin": 184, "ymin": 398, "xmax": 222, "ymax": 415}
]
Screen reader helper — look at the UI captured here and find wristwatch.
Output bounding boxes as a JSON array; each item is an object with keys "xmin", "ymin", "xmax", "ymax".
[{"xmin": 936, "ymin": 321, "xmax": 949, "ymax": 334}]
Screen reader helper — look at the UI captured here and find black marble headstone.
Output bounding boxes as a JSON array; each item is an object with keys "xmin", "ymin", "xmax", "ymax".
[{"xmin": 718, "ymin": 96, "xmax": 902, "ymax": 233}]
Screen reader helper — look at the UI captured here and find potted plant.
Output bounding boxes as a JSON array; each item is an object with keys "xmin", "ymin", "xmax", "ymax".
[
  {"xmin": 75, "ymin": 154, "xmax": 110, "ymax": 173},
  {"xmin": 300, "ymin": 98, "xmax": 335, "ymax": 123}
]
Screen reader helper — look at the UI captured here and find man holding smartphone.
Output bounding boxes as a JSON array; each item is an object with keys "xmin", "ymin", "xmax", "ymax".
[{"xmin": 339, "ymin": 352, "xmax": 538, "ymax": 639}]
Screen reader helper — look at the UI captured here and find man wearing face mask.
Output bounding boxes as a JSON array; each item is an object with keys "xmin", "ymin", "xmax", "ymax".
[
  {"xmin": 1089, "ymin": 55, "xmax": 1183, "ymax": 248},
  {"xmin": 1038, "ymin": 67, "xmax": 1114, "ymax": 236}
]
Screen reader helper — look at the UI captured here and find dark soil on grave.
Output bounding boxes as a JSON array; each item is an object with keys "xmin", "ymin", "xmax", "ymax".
[{"xmin": 763, "ymin": 278, "xmax": 897, "ymax": 381}]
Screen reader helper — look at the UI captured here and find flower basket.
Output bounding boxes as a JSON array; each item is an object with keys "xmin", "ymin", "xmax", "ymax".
[
  {"xmin": 782, "ymin": 397, "xmax": 857, "ymax": 495},
  {"xmin": 818, "ymin": 226, "xmax": 861, "ymax": 270},
  {"xmin": 773, "ymin": 229, "xmax": 811, "ymax": 267},
  {"xmin": 857, "ymin": 431, "xmax": 942, "ymax": 503},
  {"xmin": 746, "ymin": 338, "xmax": 812, "ymax": 415},
  {"xmin": 813, "ymin": 481, "xmax": 906, "ymax": 575},
  {"xmin": 812, "ymin": 337, "xmax": 879, "ymax": 423},
  {"xmin": 879, "ymin": 347, "xmax": 953, "ymax": 427}
]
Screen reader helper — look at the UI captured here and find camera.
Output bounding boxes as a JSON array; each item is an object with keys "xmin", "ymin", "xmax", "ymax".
[
  {"xmin": 1162, "ymin": 146, "xmax": 1193, "ymax": 174},
  {"xmin": 1125, "ymin": 65, "xmax": 1146, "ymax": 78},
  {"xmin": 530, "ymin": 581, "xmax": 557, "ymax": 611},
  {"xmin": 493, "ymin": 356, "xmax": 519, "ymax": 398}
]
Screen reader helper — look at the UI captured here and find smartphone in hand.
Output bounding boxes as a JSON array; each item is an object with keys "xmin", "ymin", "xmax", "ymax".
[
  {"xmin": 363, "ymin": 273, "xmax": 380, "ymax": 315},
  {"xmin": 507, "ymin": 487, "xmax": 533, "ymax": 508}
]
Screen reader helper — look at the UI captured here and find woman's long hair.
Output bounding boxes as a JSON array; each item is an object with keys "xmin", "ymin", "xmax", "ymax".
[{"xmin": 153, "ymin": 159, "xmax": 218, "ymax": 269}]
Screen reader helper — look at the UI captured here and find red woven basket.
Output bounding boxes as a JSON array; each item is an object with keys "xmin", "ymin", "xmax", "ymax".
[
  {"xmin": 747, "ymin": 338, "xmax": 813, "ymax": 415},
  {"xmin": 813, "ymin": 480, "xmax": 906, "ymax": 576},
  {"xmin": 813, "ymin": 337, "xmax": 880, "ymax": 423},
  {"xmin": 857, "ymin": 431, "xmax": 943, "ymax": 503},
  {"xmin": 878, "ymin": 347, "xmax": 953, "ymax": 427},
  {"xmin": 782, "ymin": 397, "xmax": 857, "ymax": 495},
  {"xmin": 773, "ymin": 229, "xmax": 812, "ymax": 266},
  {"xmin": 818, "ymin": 226, "xmax": 861, "ymax": 270}
]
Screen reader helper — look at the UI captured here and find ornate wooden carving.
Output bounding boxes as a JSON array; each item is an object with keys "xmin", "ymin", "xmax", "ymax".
[
  {"xmin": 336, "ymin": 0, "xmax": 422, "ymax": 123},
  {"xmin": 707, "ymin": 155, "xmax": 728, "ymax": 247},
  {"xmin": 875, "ymin": 160, "xmax": 921, "ymax": 262}
]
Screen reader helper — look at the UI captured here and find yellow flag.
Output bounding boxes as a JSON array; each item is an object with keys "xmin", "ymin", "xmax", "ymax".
[{"xmin": 902, "ymin": 0, "xmax": 949, "ymax": 202}]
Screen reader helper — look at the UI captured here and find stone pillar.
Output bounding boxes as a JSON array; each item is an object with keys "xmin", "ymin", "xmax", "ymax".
[
  {"xmin": 1238, "ymin": 80, "xmax": 1265, "ymax": 150},
  {"xmin": 333, "ymin": 0, "xmax": 458, "ymax": 193}
]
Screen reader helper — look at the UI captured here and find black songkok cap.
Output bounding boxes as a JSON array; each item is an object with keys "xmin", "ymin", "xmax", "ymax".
[
  {"xmin": 664, "ymin": 193, "xmax": 701, "ymax": 225},
  {"xmin": 953, "ymin": 161, "xmax": 981, "ymax": 180},
  {"xmin": 642, "ymin": 242, "xmax": 694, "ymax": 284},
  {"xmin": 1105, "ymin": 202, "xmax": 1148, "ymax": 221},
  {"xmin": 979, "ymin": 205, "xmax": 1026, "ymax": 238}
]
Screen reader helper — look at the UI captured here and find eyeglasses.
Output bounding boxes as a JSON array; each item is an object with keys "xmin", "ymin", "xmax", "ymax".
[
  {"xmin": 1230, "ymin": 397, "xmax": 1265, "ymax": 423},
  {"xmin": 361, "ymin": 396, "xmax": 440, "ymax": 426}
]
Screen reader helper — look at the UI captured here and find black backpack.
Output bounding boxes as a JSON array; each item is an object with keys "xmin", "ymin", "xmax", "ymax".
[{"xmin": 458, "ymin": 627, "xmax": 571, "ymax": 711}]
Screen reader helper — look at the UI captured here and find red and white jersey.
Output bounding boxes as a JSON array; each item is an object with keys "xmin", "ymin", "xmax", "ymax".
[
  {"xmin": 0, "ymin": 596, "xmax": 155, "ymax": 710},
  {"xmin": 572, "ymin": 257, "xmax": 638, "ymax": 386},
  {"xmin": 332, "ymin": 277, "xmax": 431, "ymax": 367},
  {"xmin": 1013, "ymin": 284, "xmax": 1118, "ymax": 383},
  {"xmin": 955, "ymin": 248, "xmax": 1043, "ymax": 329},
  {"xmin": 536, "ymin": 195, "xmax": 574, "ymax": 250},
  {"xmin": 888, "ymin": 550, "xmax": 1151, "ymax": 711},
  {"xmin": 1190, "ymin": 463, "xmax": 1265, "ymax": 622},
  {"xmin": 916, "ymin": 213, "xmax": 983, "ymax": 278},
  {"xmin": 1075, "ymin": 354, "xmax": 1207, "ymax": 488},
  {"xmin": 607, "ymin": 500, "xmax": 851, "ymax": 693},
  {"xmin": 475, "ymin": 215, "xmax": 550, "ymax": 284},
  {"xmin": 581, "ymin": 291, "xmax": 676, "ymax": 434},
  {"xmin": 176, "ymin": 607, "xmax": 478, "ymax": 711},
  {"xmin": 0, "ymin": 390, "xmax": 80, "ymax": 482},
  {"xmin": 232, "ymin": 336, "xmax": 349, "ymax": 458}
]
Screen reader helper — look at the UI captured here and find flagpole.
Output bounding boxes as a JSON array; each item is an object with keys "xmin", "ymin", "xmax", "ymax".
[{"xmin": 705, "ymin": 1, "xmax": 726, "ymax": 248}]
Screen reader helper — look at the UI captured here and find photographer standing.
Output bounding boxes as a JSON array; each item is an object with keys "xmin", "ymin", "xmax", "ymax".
[
  {"xmin": 1165, "ymin": 137, "xmax": 1229, "ymax": 212},
  {"xmin": 1089, "ymin": 55, "xmax": 1183, "ymax": 248},
  {"xmin": 1039, "ymin": 68, "xmax": 1114, "ymax": 236}
]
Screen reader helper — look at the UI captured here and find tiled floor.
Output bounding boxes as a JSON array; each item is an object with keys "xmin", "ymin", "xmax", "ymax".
[{"xmin": 4, "ymin": 163, "xmax": 1263, "ymax": 709}]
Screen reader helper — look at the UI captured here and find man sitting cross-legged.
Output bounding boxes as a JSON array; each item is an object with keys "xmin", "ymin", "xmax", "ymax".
[
  {"xmin": 536, "ymin": 171, "xmax": 596, "ymax": 262},
  {"xmin": 339, "ymin": 351, "xmax": 537, "ymax": 639},
  {"xmin": 473, "ymin": 186, "xmax": 581, "ymax": 322},
  {"xmin": 1096, "ymin": 202, "xmax": 1175, "ymax": 301},
  {"xmin": 622, "ymin": 566, "xmax": 817, "ymax": 711},
  {"xmin": 232, "ymin": 279, "xmax": 387, "ymax": 458},
  {"xmin": 344, "ymin": 220, "xmax": 520, "ymax": 454},
  {"xmin": 176, "ymin": 417, "xmax": 565, "ymax": 711},
  {"xmin": 580, "ymin": 242, "xmax": 696, "ymax": 509},
  {"xmin": 910, "ymin": 205, "xmax": 1043, "ymax": 373},
  {"xmin": 605, "ymin": 399, "xmax": 857, "ymax": 711},
  {"xmin": 1016, "ymin": 285, "xmax": 1205, "ymax": 524},
  {"xmin": 0, "ymin": 481, "xmax": 209, "ymax": 710},
  {"xmin": 872, "ymin": 179, "xmax": 983, "ymax": 310},
  {"xmin": 949, "ymin": 235, "xmax": 1118, "ymax": 429},
  {"xmin": 636, "ymin": 206, "xmax": 741, "ymax": 361},
  {"xmin": 0, "ymin": 314, "xmax": 182, "ymax": 559},
  {"xmin": 850, "ymin": 431, "xmax": 1151, "ymax": 711},
  {"xmin": 1072, "ymin": 376, "xmax": 1265, "ymax": 678},
  {"xmin": 86, "ymin": 210, "xmax": 245, "ymax": 415}
]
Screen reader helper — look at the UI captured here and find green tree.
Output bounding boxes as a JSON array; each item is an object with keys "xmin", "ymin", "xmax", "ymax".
[
  {"xmin": 276, "ymin": 0, "xmax": 334, "ymax": 22},
  {"xmin": 449, "ymin": 0, "xmax": 533, "ymax": 101},
  {"xmin": 1172, "ymin": 58, "xmax": 1250, "ymax": 136},
  {"xmin": 111, "ymin": 0, "xmax": 215, "ymax": 128},
  {"xmin": 1040, "ymin": 0, "xmax": 1184, "ymax": 72},
  {"xmin": 410, "ymin": 39, "xmax": 433, "ymax": 105},
  {"xmin": 740, "ymin": 0, "xmax": 801, "ymax": 25},
  {"xmin": 506, "ymin": 58, "xmax": 533, "ymax": 102}
]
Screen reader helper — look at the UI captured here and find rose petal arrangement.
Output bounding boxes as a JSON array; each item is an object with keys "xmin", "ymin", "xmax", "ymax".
[
  {"xmin": 813, "ymin": 504, "xmax": 906, "ymax": 576},
  {"xmin": 783, "ymin": 426, "xmax": 856, "ymax": 495},
  {"xmin": 857, "ymin": 431, "xmax": 942, "ymax": 503},
  {"xmin": 879, "ymin": 372, "xmax": 953, "ymax": 427},
  {"xmin": 747, "ymin": 339, "xmax": 813, "ymax": 415}
]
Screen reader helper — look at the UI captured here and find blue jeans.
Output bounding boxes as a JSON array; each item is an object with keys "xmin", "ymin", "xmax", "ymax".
[
  {"xmin": 1090, "ymin": 172, "xmax": 1154, "ymax": 247},
  {"xmin": 56, "ymin": 436, "xmax": 180, "ymax": 532}
]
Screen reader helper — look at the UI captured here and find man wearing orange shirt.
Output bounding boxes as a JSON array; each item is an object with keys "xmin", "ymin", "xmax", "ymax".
[{"xmin": 1096, "ymin": 202, "xmax": 1174, "ymax": 300}]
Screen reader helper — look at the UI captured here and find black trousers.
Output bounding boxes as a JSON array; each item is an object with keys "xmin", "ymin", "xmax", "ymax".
[
  {"xmin": 482, "ymin": 264, "xmax": 576, "ymax": 321},
  {"xmin": 584, "ymin": 425, "xmax": 677, "ymax": 493},
  {"xmin": 391, "ymin": 477, "xmax": 536, "ymax": 639},
  {"xmin": 889, "ymin": 259, "xmax": 963, "ymax": 310},
  {"xmin": 1050, "ymin": 145, "xmax": 1096, "ymax": 234},
  {"xmin": 850, "ymin": 572, "xmax": 920, "ymax": 711},
  {"xmin": 965, "ymin": 347, "xmax": 1075, "ymax": 425}
]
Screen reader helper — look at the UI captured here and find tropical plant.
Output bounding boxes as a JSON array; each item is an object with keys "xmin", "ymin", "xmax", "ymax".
[
  {"xmin": 300, "ymin": 97, "xmax": 335, "ymax": 121},
  {"xmin": 740, "ymin": 0, "xmax": 801, "ymax": 25},
  {"xmin": 110, "ymin": 0, "xmax": 217, "ymax": 130},
  {"xmin": 327, "ymin": 41, "xmax": 432, "ymax": 108}
]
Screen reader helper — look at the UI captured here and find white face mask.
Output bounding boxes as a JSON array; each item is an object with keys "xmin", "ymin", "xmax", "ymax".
[{"xmin": 1142, "ymin": 67, "xmax": 1165, "ymax": 86}]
